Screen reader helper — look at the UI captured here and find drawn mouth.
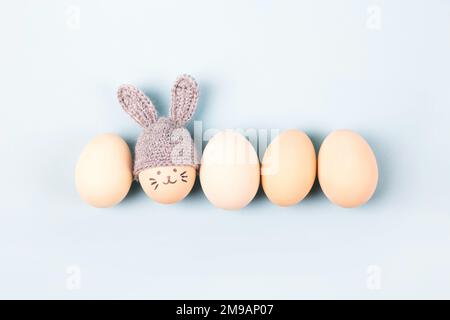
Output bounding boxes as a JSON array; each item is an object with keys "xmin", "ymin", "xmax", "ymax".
[{"xmin": 163, "ymin": 178, "xmax": 177, "ymax": 185}]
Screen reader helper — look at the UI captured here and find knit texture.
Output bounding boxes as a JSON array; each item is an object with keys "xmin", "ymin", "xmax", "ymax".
[{"xmin": 118, "ymin": 74, "xmax": 199, "ymax": 180}]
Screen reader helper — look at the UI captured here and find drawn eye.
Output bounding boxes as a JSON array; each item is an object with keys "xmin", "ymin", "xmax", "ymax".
[
  {"xmin": 157, "ymin": 171, "xmax": 161, "ymax": 175},
  {"xmin": 173, "ymin": 168, "xmax": 177, "ymax": 173}
]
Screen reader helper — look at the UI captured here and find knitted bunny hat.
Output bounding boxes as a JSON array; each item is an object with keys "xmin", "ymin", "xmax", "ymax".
[{"xmin": 118, "ymin": 75, "xmax": 199, "ymax": 180}]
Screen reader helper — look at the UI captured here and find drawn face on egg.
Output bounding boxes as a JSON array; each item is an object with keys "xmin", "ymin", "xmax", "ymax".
[{"xmin": 139, "ymin": 166, "xmax": 196, "ymax": 204}]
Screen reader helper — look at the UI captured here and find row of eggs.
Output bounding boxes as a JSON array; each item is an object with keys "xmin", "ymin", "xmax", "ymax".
[{"xmin": 76, "ymin": 129, "xmax": 378, "ymax": 210}]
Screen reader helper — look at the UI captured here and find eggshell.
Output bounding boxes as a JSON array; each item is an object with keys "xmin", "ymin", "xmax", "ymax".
[
  {"xmin": 75, "ymin": 134, "xmax": 133, "ymax": 208},
  {"xmin": 261, "ymin": 130, "xmax": 316, "ymax": 206},
  {"xmin": 318, "ymin": 130, "xmax": 378, "ymax": 208},
  {"xmin": 138, "ymin": 166, "xmax": 196, "ymax": 204},
  {"xmin": 200, "ymin": 130, "xmax": 260, "ymax": 210}
]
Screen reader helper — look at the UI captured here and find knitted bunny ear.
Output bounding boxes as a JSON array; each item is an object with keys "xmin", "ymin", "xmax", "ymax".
[
  {"xmin": 118, "ymin": 85, "xmax": 158, "ymax": 128},
  {"xmin": 170, "ymin": 74, "xmax": 199, "ymax": 126}
]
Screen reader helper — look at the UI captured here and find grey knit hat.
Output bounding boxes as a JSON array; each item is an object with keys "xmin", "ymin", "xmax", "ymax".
[{"xmin": 118, "ymin": 75, "xmax": 199, "ymax": 180}]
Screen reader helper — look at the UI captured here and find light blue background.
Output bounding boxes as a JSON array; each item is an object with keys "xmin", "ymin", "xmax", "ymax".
[{"xmin": 1, "ymin": 0, "xmax": 449, "ymax": 299}]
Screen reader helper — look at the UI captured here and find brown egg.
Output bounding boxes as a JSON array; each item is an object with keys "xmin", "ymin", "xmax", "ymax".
[
  {"xmin": 261, "ymin": 130, "xmax": 316, "ymax": 206},
  {"xmin": 75, "ymin": 134, "xmax": 133, "ymax": 208},
  {"xmin": 318, "ymin": 130, "xmax": 378, "ymax": 208},
  {"xmin": 138, "ymin": 166, "xmax": 196, "ymax": 204}
]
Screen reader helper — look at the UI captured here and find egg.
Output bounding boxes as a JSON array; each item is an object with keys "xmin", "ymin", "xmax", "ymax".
[
  {"xmin": 75, "ymin": 134, "xmax": 133, "ymax": 208},
  {"xmin": 318, "ymin": 130, "xmax": 378, "ymax": 208},
  {"xmin": 261, "ymin": 130, "xmax": 316, "ymax": 206},
  {"xmin": 138, "ymin": 166, "xmax": 196, "ymax": 205},
  {"xmin": 200, "ymin": 130, "xmax": 260, "ymax": 210}
]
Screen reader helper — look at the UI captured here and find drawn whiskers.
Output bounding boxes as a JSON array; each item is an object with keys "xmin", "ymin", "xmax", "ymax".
[
  {"xmin": 180, "ymin": 171, "xmax": 188, "ymax": 183},
  {"xmin": 149, "ymin": 178, "xmax": 159, "ymax": 190}
]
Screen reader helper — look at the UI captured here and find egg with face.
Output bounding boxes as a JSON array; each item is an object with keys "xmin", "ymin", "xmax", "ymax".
[
  {"xmin": 138, "ymin": 166, "xmax": 196, "ymax": 204},
  {"xmin": 117, "ymin": 74, "xmax": 201, "ymax": 205}
]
